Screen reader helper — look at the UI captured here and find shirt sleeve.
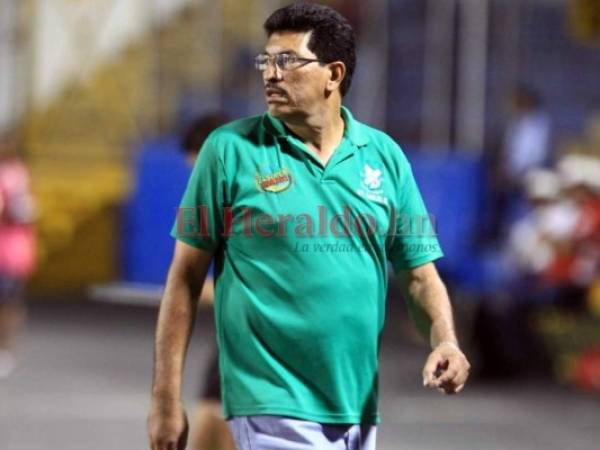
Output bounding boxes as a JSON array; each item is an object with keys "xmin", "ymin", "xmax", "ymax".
[
  {"xmin": 386, "ymin": 151, "xmax": 444, "ymax": 272},
  {"xmin": 170, "ymin": 136, "xmax": 226, "ymax": 252}
]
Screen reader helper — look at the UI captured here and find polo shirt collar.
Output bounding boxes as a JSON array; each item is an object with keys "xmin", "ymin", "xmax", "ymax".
[
  {"xmin": 262, "ymin": 105, "xmax": 370, "ymax": 148},
  {"xmin": 340, "ymin": 106, "xmax": 370, "ymax": 147}
]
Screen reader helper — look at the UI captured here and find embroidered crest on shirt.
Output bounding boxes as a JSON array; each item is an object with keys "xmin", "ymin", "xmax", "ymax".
[
  {"xmin": 357, "ymin": 162, "xmax": 388, "ymax": 205},
  {"xmin": 362, "ymin": 164, "xmax": 382, "ymax": 190},
  {"xmin": 255, "ymin": 167, "xmax": 292, "ymax": 193}
]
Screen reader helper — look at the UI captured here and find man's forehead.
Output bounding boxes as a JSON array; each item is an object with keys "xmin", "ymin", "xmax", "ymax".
[{"xmin": 264, "ymin": 30, "xmax": 313, "ymax": 55}]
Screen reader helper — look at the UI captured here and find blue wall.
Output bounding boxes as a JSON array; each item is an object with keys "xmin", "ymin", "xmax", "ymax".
[
  {"xmin": 122, "ymin": 137, "xmax": 190, "ymax": 284},
  {"xmin": 408, "ymin": 151, "xmax": 486, "ymax": 285}
]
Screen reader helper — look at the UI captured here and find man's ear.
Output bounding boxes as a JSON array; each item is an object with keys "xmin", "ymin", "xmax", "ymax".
[{"xmin": 326, "ymin": 62, "xmax": 346, "ymax": 93}]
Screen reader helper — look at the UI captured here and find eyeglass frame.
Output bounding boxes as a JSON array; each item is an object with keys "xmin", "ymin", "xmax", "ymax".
[{"xmin": 254, "ymin": 52, "xmax": 323, "ymax": 72}]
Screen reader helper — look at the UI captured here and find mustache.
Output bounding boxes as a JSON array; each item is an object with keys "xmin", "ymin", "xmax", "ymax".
[{"xmin": 265, "ymin": 85, "xmax": 287, "ymax": 95}]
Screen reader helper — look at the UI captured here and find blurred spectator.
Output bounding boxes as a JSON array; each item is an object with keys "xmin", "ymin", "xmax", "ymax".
[
  {"xmin": 486, "ymin": 85, "xmax": 553, "ymax": 241},
  {"xmin": 474, "ymin": 170, "xmax": 562, "ymax": 379},
  {"xmin": 180, "ymin": 113, "xmax": 229, "ymax": 167},
  {"xmin": 474, "ymin": 148, "xmax": 600, "ymax": 379},
  {"xmin": 543, "ymin": 154, "xmax": 600, "ymax": 296},
  {"xmin": 180, "ymin": 113, "xmax": 236, "ymax": 450},
  {"xmin": 500, "ymin": 157, "xmax": 600, "ymax": 302},
  {"xmin": 501, "ymin": 85, "xmax": 552, "ymax": 186},
  {"xmin": 507, "ymin": 169, "xmax": 579, "ymax": 283},
  {"xmin": 0, "ymin": 131, "xmax": 36, "ymax": 378}
]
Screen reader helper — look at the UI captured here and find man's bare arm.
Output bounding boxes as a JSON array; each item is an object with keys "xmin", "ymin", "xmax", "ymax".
[
  {"xmin": 398, "ymin": 262, "xmax": 470, "ymax": 394},
  {"xmin": 148, "ymin": 241, "xmax": 213, "ymax": 450},
  {"xmin": 398, "ymin": 262, "xmax": 457, "ymax": 347}
]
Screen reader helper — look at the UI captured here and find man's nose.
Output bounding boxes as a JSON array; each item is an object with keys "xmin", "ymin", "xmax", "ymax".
[{"xmin": 263, "ymin": 60, "xmax": 282, "ymax": 82}]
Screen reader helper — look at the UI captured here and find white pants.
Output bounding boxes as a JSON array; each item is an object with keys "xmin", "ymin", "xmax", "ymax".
[{"xmin": 228, "ymin": 416, "xmax": 377, "ymax": 450}]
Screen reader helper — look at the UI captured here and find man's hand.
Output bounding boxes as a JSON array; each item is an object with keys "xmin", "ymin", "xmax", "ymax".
[
  {"xmin": 147, "ymin": 399, "xmax": 189, "ymax": 450},
  {"xmin": 422, "ymin": 341, "xmax": 470, "ymax": 394}
]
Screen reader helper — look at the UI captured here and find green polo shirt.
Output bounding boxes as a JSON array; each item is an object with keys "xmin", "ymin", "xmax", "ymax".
[{"xmin": 172, "ymin": 106, "xmax": 443, "ymax": 424}]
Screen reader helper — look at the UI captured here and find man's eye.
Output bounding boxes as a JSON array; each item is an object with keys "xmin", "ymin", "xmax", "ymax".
[{"xmin": 279, "ymin": 55, "xmax": 295, "ymax": 66}]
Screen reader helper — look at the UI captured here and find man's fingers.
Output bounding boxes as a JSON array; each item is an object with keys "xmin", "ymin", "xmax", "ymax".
[
  {"xmin": 433, "ymin": 379, "xmax": 458, "ymax": 395},
  {"xmin": 450, "ymin": 357, "xmax": 470, "ymax": 387},
  {"xmin": 423, "ymin": 344, "xmax": 471, "ymax": 394},
  {"xmin": 453, "ymin": 368, "xmax": 469, "ymax": 388},
  {"xmin": 422, "ymin": 345, "xmax": 471, "ymax": 394},
  {"xmin": 434, "ymin": 367, "xmax": 458, "ymax": 386},
  {"xmin": 437, "ymin": 357, "xmax": 457, "ymax": 380},
  {"xmin": 437, "ymin": 354, "xmax": 470, "ymax": 383},
  {"xmin": 422, "ymin": 354, "xmax": 444, "ymax": 386}
]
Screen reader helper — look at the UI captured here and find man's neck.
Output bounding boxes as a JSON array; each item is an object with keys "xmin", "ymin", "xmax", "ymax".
[{"xmin": 283, "ymin": 105, "xmax": 345, "ymax": 163}]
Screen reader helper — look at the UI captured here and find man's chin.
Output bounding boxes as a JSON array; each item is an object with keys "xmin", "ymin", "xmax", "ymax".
[{"xmin": 267, "ymin": 104, "xmax": 291, "ymax": 117}]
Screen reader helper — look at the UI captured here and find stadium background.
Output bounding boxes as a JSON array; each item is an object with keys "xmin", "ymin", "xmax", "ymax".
[{"xmin": 0, "ymin": 0, "xmax": 599, "ymax": 449}]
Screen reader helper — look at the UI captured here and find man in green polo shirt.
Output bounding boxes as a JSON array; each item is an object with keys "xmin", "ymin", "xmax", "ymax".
[{"xmin": 148, "ymin": 3, "xmax": 470, "ymax": 450}]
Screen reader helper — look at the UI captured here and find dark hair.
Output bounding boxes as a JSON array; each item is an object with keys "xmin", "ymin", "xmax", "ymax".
[
  {"xmin": 263, "ymin": 2, "xmax": 356, "ymax": 97},
  {"xmin": 513, "ymin": 84, "xmax": 543, "ymax": 111},
  {"xmin": 180, "ymin": 113, "xmax": 228, "ymax": 155}
]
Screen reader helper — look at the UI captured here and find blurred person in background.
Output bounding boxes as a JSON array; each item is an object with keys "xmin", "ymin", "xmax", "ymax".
[
  {"xmin": 475, "ymin": 150, "xmax": 600, "ymax": 378},
  {"xmin": 544, "ymin": 154, "xmax": 600, "ymax": 305},
  {"xmin": 0, "ymin": 131, "xmax": 36, "ymax": 378},
  {"xmin": 566, "ymin": 118, "xmax": 600, "ymax": 314},
  {"xmin": 502, "ymin": 85, "xmax": 552, "ymax": 188},
  {"xmin": 507, "ymin": 169, "xmax": 578, "ymax": 286},
  {"xmin": 490, "ymin": 85, "xmax": 552, "ymax": 236},
  {"xmin": 148, "ymin": 3, "xmax": 470, "ymax": 450},
  {"xmin": 475, "ymin": 169, "xmax": 564, "ymax": 378},
  {"xmin": 180, "ymin": 113, "xmax": 236, "ymax": 450}
]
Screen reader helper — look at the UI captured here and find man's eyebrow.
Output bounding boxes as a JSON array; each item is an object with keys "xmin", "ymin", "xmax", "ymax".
[{"xmin": 262, "ymin": 50, "xmax": 298, "ymax": 56}]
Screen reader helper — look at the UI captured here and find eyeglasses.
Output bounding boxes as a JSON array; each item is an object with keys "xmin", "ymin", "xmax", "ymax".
[{"xmin": 254, "ymin": 53, "xmax": 321, "ymax": 71}]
